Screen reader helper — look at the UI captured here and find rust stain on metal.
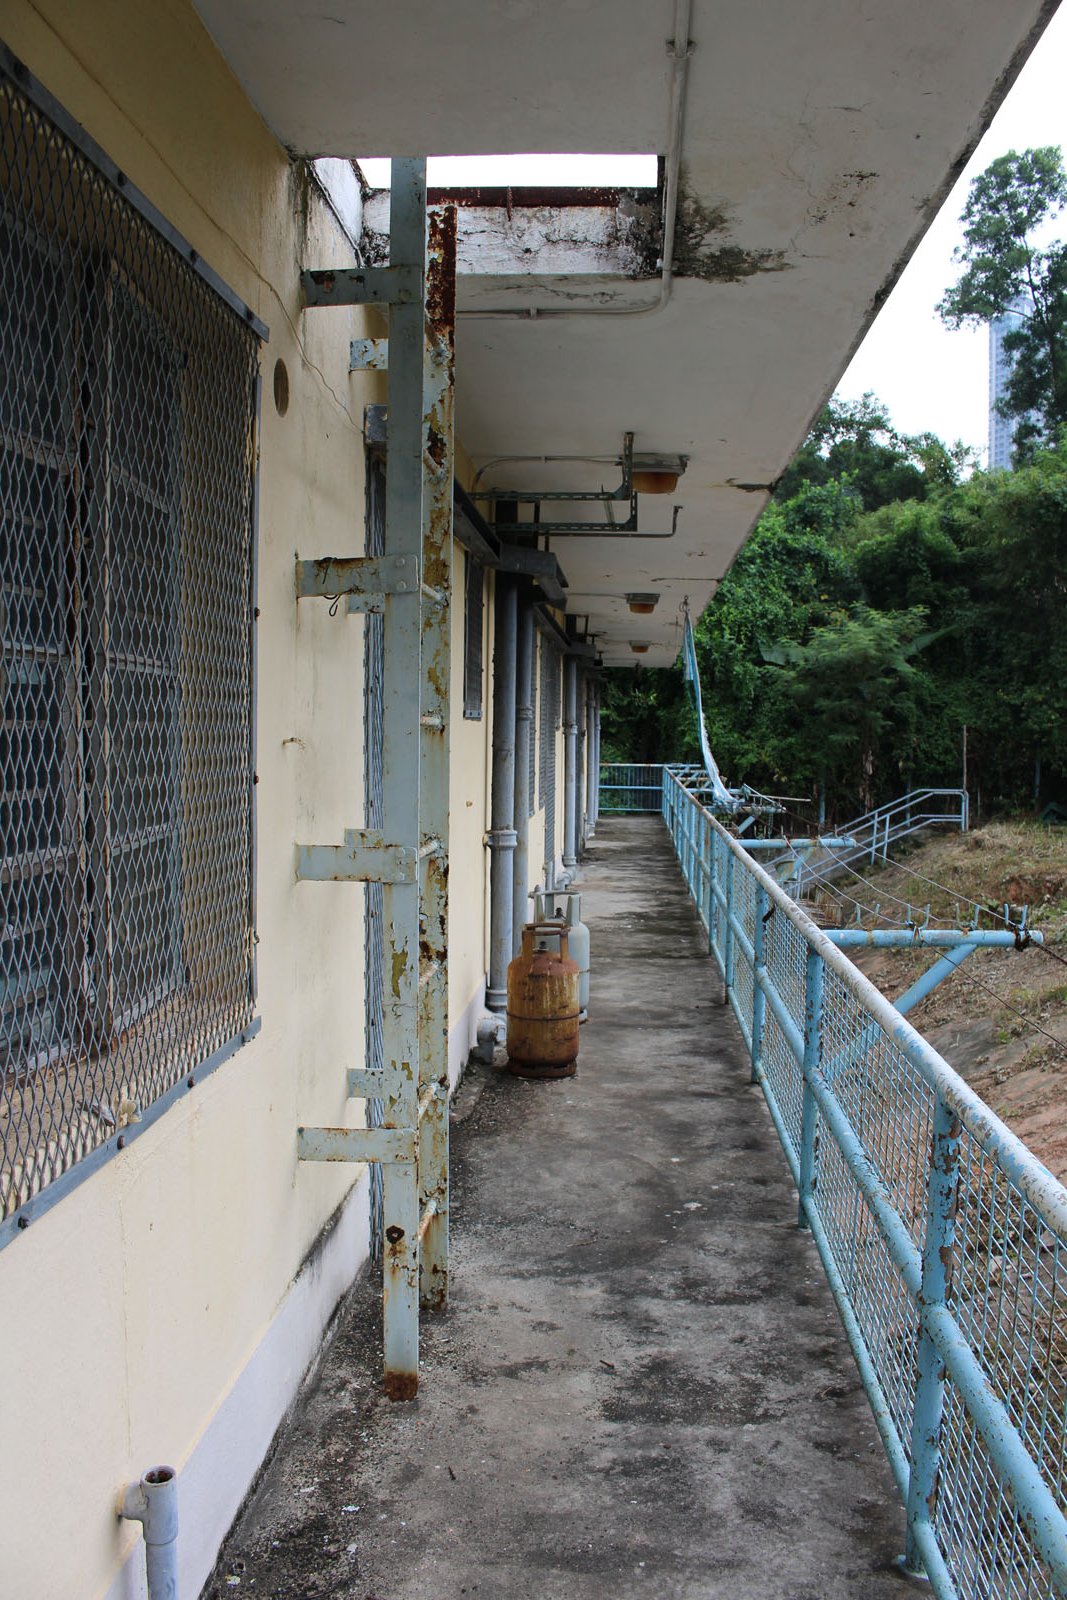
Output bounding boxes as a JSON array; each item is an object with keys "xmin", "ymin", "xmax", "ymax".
[
  {"xmin": 425, "ymin": 184, "xmax": 646, "ymax": 208},
  {"xmin": 383, "ymin": 1370, "xmax": 419, "ymax": 1402},
  {"xmin": 426, "ymin": 206, "xmax": 458, "ymax": 331},
  {"xmin": 391, "ymin": 948, "xmax": 407, "ymax": 997}
]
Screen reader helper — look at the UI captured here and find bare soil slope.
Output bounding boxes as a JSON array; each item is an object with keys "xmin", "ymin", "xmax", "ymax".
[{"xmin": 807, "ymin": 821, "xmax": 1067, "ymax": 1184}]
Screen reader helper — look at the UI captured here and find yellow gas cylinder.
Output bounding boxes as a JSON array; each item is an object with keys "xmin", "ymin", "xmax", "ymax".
[{"xmin": 506, "ymin": 923, "xmax": 580, "ymax": 1079}]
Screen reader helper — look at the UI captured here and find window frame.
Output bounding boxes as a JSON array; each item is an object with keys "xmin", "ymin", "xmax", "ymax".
[{"xmin": 0, "ymin": 47, "xmax": 267, "ymax": 1251}]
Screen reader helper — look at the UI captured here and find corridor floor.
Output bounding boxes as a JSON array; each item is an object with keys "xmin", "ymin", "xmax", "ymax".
[{"xmin": 204, "ymin": 816, "xmax": 909, "ymax": 1600}]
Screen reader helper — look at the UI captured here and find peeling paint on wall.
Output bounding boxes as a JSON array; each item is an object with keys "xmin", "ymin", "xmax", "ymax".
[{"xmin": 363, "ymin": 190, "xmax": 661, "ymax": 279}]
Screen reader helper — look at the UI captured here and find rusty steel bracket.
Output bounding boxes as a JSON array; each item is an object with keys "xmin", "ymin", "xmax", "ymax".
[
  {"xmin": 295, "ymin": 553, "xmax": 419, "ymax": 602},
  {"xmin": 350, "ymin": 337, "xmax": 389, "ymax": 371},
  {"xmin": 295, "ymin": 828, "xmax": 418, "ymax": 884},
  {"xmin": 302, "ymin": 264, "xmax": 421, "ymax": 307},
  {"xmin": 297, "ymin": 1126, "xmax": 416, "ymax": 1163}
]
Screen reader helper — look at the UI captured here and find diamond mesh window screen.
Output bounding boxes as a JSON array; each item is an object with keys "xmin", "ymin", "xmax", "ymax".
[{"xmin": 0, "ymin": 66, "xmax": 258, "ymax": 1229}]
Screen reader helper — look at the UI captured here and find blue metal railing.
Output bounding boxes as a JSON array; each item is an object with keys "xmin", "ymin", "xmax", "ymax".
[
  {"xmin": 599, "ymin": 762, "xmax": 664, "ymax": 814},
  {"xmin": 661, "ymin": 764, "xmax": 1067, "ymax": 1597},
  {"xmin": 780, "ymin": 788, "xmax": 969, "ymax": 897}
]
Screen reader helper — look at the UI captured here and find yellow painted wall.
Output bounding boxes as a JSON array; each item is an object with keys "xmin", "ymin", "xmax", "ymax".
[{"xmin": 0, "ymin": 1, "xmax": 489, "ymax": 1593}]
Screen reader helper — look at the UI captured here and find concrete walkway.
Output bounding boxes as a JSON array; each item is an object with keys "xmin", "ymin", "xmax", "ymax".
[{"xmin": 204, "ymin": 817, "xmax": 907, "ymax": 1600}]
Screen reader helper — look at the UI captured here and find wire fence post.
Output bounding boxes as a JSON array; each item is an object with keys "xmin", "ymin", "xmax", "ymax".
[
  {"xmin": 903, "ymin": 1093, "xmax": 959, "ymax": 1577},
  {"xmin": 708, "ymin": 820, "xmax": 719, "ymax": 964},
  {"xmin": 751, "ymin": 883, "xmax": 769, "ymax": 1086},
  {"xmin": 798, "ymin": 948, "xmax": 824, "ymax": 1229},
  {"xmin": 701, "ymin": 813, "xmax": 712, "ymax": 936},
  {"xmin": 723, "ymin": 849, "xmax": 736, "ymax": 1004}
]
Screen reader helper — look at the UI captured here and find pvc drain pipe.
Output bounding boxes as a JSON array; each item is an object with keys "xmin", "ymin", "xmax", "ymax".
[{"xmin": 119, "ymin": 1465, "xmax": 179, "ymax": 1600}]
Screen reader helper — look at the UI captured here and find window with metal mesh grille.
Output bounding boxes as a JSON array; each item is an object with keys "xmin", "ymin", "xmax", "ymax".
[{"xmin": 0, "ymin": 64, "xmax": 258, "ymax": 1227}]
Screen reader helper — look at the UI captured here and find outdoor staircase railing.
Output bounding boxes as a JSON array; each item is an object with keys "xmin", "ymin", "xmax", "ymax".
[
  {"xmin": 660, "ymin": 764, "xmax": 1067, "ymax": 1598},
  {"xmin": 784, "ymin": 787, "xmax": 968, "ymax": 897}
]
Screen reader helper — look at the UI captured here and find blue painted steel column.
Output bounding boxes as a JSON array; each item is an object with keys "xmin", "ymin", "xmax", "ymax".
[
  {"xmin": 903, "ymin": 1094, "xmax": 960, "ymax": 1577},
  {"xmin": 798, "ymin": 949, "xmax": 824, "ymax": 1229},
  {"xmin": 512, "ymin": 599, "xmax": 535, "ymax": 955},
  {"xmin": 751, "ymin": 884, "xmax": 769, "ymax": 1086},
  {"xmin": 380, "ymin": 157, "xmax": 427, "ymax": 1399},
  {"xmin": 487, "ymin": 576, "xmax": 518, "ymax": 1009},
  {"xmin": 562, "ymin": 655, "xmax": 578, "ymax": 874}
]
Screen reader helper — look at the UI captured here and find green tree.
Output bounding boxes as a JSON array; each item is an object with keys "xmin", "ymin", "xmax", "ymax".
[
  {"xmin": 776, "ymin": 393, "xmax": 969, "ymax": 510},
  {"xmin": 761, "ymin": 609, "xmax": 946, "ymax": 810},
  {"xmin": 938, "ymin": 147, "xmax": 1067, "ymax": 455}
]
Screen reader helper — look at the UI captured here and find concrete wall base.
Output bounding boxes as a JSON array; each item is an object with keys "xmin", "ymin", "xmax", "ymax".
[
  {"xmin": 105, "ymin": 984, "xmax": 485, "ymax": 1600},
  {"xmin": 104, "ymin": 1168, "xmax": 373, "ymax": 1600}
]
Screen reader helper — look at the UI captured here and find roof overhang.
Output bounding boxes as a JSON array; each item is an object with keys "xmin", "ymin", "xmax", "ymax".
[{"xmin": 196, "ymin": 0, "xmax": 1059, "ymax": 664}]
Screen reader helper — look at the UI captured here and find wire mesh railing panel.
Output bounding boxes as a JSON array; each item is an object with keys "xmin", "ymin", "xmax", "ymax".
[
  {"xmin": 729, "ymin": 863, "xmax": 756, "ymax": 1045},
  {"xmin": 760, "ymin": 1005, "xmax": 802, "ymax": 1168},
  {"xmin": 821, "ymin": 969, "xmax": 936, "ymax": 1251},
  {"xmin": 943, "ymin": 1135, "xmax": 1067, "ymax": 1598},
  {"xmin": 598, "ymin": 763, "xmax": 663, "ymax": 814},
  {"xmin": 659, "ymin": 768, "xmax": 1067, "ymax": 1597},
  {"xmin": 0, "ymin": 69, "xmax": 257, "ymax": 1229},
  {"xmin": 816, "ymin": 1117, "xmax": 921, "ymax": 1450},
  {"xmin": 764, "ymin": 911, "xmax": 808, "ymax": 1152},
  {"xmin": 937, "ymin": 1377, "xmax": 1056, "ymax": 1600}
]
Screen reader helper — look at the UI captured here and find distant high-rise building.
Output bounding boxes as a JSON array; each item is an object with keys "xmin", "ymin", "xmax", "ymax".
[{"xmin": 988, "ymin": 294, "xmax": 1036, "ymax": 469}]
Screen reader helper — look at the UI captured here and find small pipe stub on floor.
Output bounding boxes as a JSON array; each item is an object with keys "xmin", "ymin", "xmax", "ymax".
[{"xmin": 118, "ymin": 1465, "xmax": 179, "ymax": 1600}]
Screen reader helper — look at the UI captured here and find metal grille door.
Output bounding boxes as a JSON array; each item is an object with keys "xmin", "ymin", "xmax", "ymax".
[{"xmin": 0, "ymin": 60, "xmax": 259, "ymax": 1237}]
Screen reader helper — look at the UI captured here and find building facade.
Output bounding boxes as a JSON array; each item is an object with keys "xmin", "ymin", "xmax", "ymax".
[{"xmin": 0, "ymin": 0, "xmax": 1054, "ymax": 1593}]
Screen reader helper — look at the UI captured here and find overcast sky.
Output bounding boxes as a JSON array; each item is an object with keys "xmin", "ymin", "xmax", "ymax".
[{"xmin": 837, "ymin": 5, "xmax": 1067, "ymax": 464}]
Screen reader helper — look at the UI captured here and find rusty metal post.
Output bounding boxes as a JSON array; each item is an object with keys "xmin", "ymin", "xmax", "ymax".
[
  {"xmin": 378, "ymin": 157, "xmax": 428, "ymax": 1399},
  {"xmin": 513, "ymin": 599, "xmax": 535, "ymax": 955},
  {"xmin": 487, "ymin": 575, "xmax": 517, "ymax": 1009},
  {"xmin": 417, "ymin": 203, "xmax": 456, "ymax": 1313}
]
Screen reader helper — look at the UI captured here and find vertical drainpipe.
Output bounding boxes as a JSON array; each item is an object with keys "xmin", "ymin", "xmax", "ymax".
[
  {"xmin": 487, "ymin": 575, "xmax": 517, "ymax": 1010},
  {"xmin": 584, "ymin": 675, "xmax": 598, "ymax": 837},
  {"xmin": 512, "ymin": 599, "xmax": 535, "ymax": 956},
  {"xmin": 575, "ymin": 666, "xmax": 587, "ymax": 859},
  {"xmin": 562, "ymin": 655, "xmax": 578, "ymax": 878},
  {"xmin": 591, "ymin": 678, "xmax": 601, "ymax": 830}
]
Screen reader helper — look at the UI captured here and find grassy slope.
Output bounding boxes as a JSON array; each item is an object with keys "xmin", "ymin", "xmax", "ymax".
[{"xmin": 807, "ymin": 821, "xmax": 1067, "ymax": 1183}]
